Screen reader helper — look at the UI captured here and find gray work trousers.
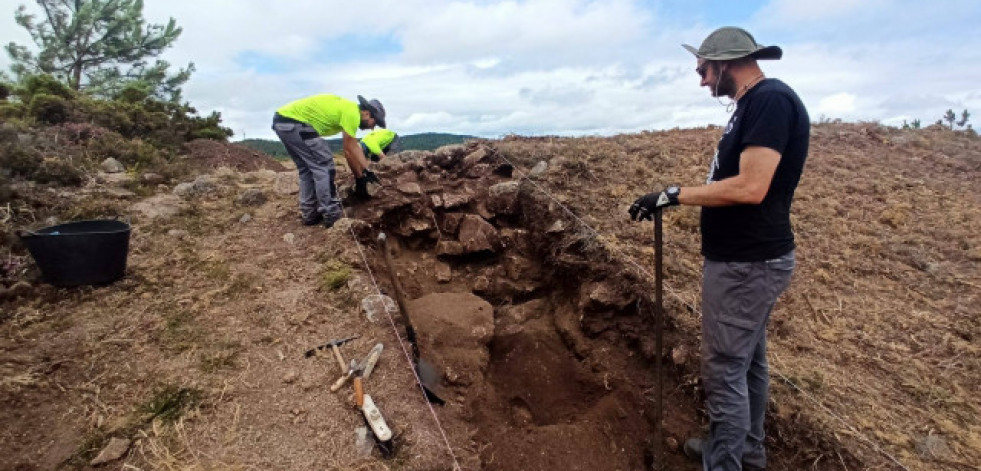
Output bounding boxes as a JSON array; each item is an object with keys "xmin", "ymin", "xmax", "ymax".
[
  {"xmin": 272, "ymin": 117, "xmax": 342, "ymax": 223},
  {"xmin": 700, "ymin": 251, "xmax": 795, "ymax": 471}
]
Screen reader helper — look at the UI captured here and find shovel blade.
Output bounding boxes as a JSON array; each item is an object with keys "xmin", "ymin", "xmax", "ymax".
[{"xmin": 416, "ymin": 359, "xmax": 447, "ymax": 405}]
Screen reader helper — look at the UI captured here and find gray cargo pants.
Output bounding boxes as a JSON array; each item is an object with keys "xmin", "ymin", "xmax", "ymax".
[
  {"xmin": 272, "ymin": 115, "xmax": 342, "ymax": 224},
  {"xmin": 700, "ymin": 251, "xmax": 795, "ymax": 471}
]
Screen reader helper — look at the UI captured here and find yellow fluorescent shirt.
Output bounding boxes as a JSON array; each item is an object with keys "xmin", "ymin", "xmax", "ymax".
[
  {"xmin": 276, "ymin": 94, "xmax": 360, "ymax": 137},
  {"xmin": 360, "ymin": 129, "xmax": 397, "ymax": 155}
]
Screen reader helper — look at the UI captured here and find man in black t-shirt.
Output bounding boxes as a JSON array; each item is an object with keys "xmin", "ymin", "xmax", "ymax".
[{"xmin": 629, "ymin": 27, "xmax": 809, "ymax": 471}]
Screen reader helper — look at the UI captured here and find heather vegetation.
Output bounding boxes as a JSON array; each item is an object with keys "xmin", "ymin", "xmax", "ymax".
[{"xmin": 0, "ymin": 73, "xmax": 232, "ymax": 189}]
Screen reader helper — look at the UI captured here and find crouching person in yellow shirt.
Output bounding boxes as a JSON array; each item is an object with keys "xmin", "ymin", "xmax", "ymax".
[{"xmin": 272, "ymin": 94, "xmax": 386, "ymax": 227}]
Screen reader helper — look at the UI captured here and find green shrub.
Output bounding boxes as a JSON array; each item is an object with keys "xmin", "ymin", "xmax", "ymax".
[
  {"xmin": 72, "ymin": 97, "xmax": 135, "ymax": 136},
  {"xmin": 115, "ymin": 83, "xmax": 150, "ymax": 104},
  {"xmin": 0, "ymin": 102, "xmax": 25, "ymax": 120},
  {"xmin": 0, "ymin": 82, "xmax": 10, "ymax": 101},
  {"xmin": 191, "ymin": 126, "xmax": 234, "ymax": 141},
  {"xmin": 17, "ymin": 74, "xmax": 73, "ymax": 102},
  {"xmin": 28, "ymin": 94, "xmax": 70, "ymax": 124},
  {"xmin": 0, "ymin": 123, "xmax": 19, "ymax": 145},
  {"xmin": 0, "ymin": 146, "xmax": 42, "ymax": 177},
  {"xmin": 86, "ymin": 131, "xmax": 166, "ymax": 169},
  {"xmin": 321, "ymin": 260, "xmax": 352, "ymax": 291},
  {"xmin": 35, "ymin": 157, "xmax": 84, "ymax": 186}
]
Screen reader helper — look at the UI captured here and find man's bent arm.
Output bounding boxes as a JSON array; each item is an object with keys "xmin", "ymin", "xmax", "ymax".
[
  {"xmin": 342, "ymin": 133, "xmax": 370, "ymax": 177},
  {"xmin": 678, "ymin": 146, "xmax": 781, "ymax": 207}
]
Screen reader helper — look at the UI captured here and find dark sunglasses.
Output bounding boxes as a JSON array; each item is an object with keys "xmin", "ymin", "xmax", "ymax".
[{"xmin": 696, "ymin": 62, "xmax": 712, "ymax": 78}]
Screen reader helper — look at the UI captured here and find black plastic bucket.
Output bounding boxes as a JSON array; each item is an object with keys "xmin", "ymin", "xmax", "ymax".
[{"xmin": 18, "ymin": 219, "xmax": 131, "ymax": 287}]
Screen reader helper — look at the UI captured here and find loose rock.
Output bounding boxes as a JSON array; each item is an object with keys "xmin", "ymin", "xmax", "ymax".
[
  {"xmin": 916, "ymin": 434, "xmax": 953, "ymax": 461},
  {"xmin": 362, "ymin": 294, "xmax": 397, "ymax": 322},
  {"xmin": 458, "ymin": 215, "xmax": 500, "ymax": 254},
  {"xmin": 101, "ymin": 158, "xmax": 125, "ymax": 173},
  {"xmin": 580, "ymin": 281, "xmax": 633, "ymax": 310},
  {"xmin": 237, "ymin": 188, "xmax": 267, "ymax": 206},
  {"xmin": 397, "ymin": 182, "xmax": 423, "ymax": 195},
  {"xmin": 90, "ymin": 437, "xmax": 131, "ymax": 466},
  {"xmin": 442, "ymin": 192, "xmax": 473, "ymax": 209},
  {"xmin": 435, "ymin": 262, "xmax": 452, "ymax": 283},
  {"xmin": 529, "ymin": 160, "xmax": 548, "ymax": 178},
  {"xmin": 140, "ymin": 172, "xmax": 165, "ymax": 185},
  {"xmin": 172, "ymin": 182, "xmax": 195, "ymax": 198},
  {"xmin": 274, "ymin": 172, "xmax": 299, "ymax": 195},
  {"xmin": 132, "ymin": 194, "xmax": 184, "ymax": 220},
  {"xmin": 487, "ymin": 181, "xmax": 521, "ymax": 215},
  {"xmin": 463, "ymin": 148, "xmax": 488, "ymax": 168},
  {"xmin": 436, "ymin": 240, "xmax": 464, "ymax": 257}
]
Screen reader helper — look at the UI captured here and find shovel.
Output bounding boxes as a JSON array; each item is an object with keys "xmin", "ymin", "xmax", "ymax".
[{"xmin": 377, "ymin": 233, "xmax": 446, "ymax": 405}]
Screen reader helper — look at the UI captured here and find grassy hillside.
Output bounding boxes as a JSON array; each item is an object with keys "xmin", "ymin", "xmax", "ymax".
[
  {"xmin": 239, "ymin": 132, "xmax": 477, "ymax": 158},
  {"xmin": 1, "ymin": 115, "xmax": 979, "ymax": 471}
]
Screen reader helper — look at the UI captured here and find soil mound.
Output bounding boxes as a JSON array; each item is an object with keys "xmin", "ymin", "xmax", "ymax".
[{"xmin": 182, "ymin": 139, "xmax": 286, "ymax": 172}]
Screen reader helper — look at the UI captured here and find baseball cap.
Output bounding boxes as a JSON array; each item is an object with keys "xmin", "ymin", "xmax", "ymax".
[
  {"xmin": 682, "ymin": 27, "xmax": 782, "ymax": 61},
  {"xmin": 357, "ymin": 95, "xmax": 387, "ymax": 128}
]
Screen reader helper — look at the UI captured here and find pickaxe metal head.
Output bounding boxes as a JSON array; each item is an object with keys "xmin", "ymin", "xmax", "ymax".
[{"xmin": 304, "ymin": 335, "xmax": 360, "ymax": 358}]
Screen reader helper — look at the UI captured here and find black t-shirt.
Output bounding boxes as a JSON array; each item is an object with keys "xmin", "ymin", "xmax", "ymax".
[{"xmin": 700, "ymin": 78, "xmax": 810, "ymax": 262}]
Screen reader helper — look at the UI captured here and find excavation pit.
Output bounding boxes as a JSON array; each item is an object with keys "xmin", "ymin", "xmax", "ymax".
[{"xmin": 348, "ymin": 143, "xmax": 857, "ymax": 470}]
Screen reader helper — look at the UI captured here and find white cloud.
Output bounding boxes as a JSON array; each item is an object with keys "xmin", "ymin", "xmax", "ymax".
[
  {"xmin": 762, "ymin": 0, "xmax": 886, "ymax": 23},
  {"xmin": 817, "ymin": 93, "xmax": 857, "ymax": 116},
  {"xmin": 2, "ymin": 0, "xmax": 980, "ymax": 140}
]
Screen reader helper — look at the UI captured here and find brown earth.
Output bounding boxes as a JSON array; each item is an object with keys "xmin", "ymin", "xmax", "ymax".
[
  {"xmin": 0, "ymin": 123, "xmax": 979, "ymax": 471},
  {"xmin": 180, "ymin": 139, "xmax": 287, "ymax": 173}
]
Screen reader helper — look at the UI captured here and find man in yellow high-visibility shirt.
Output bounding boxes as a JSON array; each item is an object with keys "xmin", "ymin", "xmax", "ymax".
[
  {"xmin": 272, "ymin": 94, "xmax": 386, "ymax": 227},
  {"xmin": 359, "ymin": 129, "xmax": 400, "ymax": 162}
]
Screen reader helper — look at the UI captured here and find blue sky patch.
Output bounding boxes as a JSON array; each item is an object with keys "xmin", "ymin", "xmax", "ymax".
[
  {"xmin": 651, "ymin": 0, "xmax": 767, "ymax": 26},
  {"xmin": 234, "ymin": 51, "xmax": 290, "ymax": 74},
  {"xmin": 310, "ymin": 33, "xmax": 402, "ymax": 65}
]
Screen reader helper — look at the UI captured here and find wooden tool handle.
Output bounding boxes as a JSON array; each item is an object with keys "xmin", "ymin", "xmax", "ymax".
[
  {"xmin": 330, "ymin": 372, "xmax": 352, "ymax": 392},
  {"xmin": 330, "ymin": 345, "xmax": 346, "ymax": 371},
  {"xmin": 353, "ymin": 376, "xmax": 364, "ymax": 408}
]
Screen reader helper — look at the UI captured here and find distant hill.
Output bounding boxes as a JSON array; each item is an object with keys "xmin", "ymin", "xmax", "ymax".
[{"xmin": 238, "ymin": 132, "xmax": 478, "ymax": 159}]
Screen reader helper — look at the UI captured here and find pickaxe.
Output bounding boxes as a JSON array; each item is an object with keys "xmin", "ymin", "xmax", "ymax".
[{"xmin": 304, "ymin": 335, "xmax": 360, "ymax": 372}]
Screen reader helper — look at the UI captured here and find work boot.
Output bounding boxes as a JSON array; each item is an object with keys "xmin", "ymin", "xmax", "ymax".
[
  {"xmin": 683, "ymin": 437, "xmax": 766, "ymax": 470},
  {"xmin": 683, "ymin": 437, "xmax": 704, "ymax": 462},
  {"xmin": 301, "ymin": 212, "xmax": 323, "ymax": 226}
]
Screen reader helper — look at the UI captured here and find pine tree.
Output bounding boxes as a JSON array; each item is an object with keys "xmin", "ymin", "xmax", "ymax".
[
  {"xmin": 943, "ymin": 109, "xmax": 956, "ymax": 130},
  {"xmin": 956, "ymin": 109, "xmax": 970, "ymax": 128},
  {"xmin": 5, "ymin": 0, "xmax": 193, "ymax": 101}
]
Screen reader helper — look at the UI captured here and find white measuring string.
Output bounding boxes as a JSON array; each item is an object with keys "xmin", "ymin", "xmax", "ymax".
[
  {"xmin": 337, "ymin": 197, "xmax": 463, "ymax": 471},
  {"xmin": 490, "ymin": 152, "xmax": 912, "ymax": 471}
]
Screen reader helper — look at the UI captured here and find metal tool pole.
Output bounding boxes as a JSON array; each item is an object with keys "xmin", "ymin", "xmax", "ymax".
[{"xmin": 653, "ymin": 208, "xmax": 664, "ymax": 470}]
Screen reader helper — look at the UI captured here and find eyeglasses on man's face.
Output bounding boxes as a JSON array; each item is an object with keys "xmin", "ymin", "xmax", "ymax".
[{"xmin": 696, "ymin": 62, "xmax": 712, "ymax": 79}]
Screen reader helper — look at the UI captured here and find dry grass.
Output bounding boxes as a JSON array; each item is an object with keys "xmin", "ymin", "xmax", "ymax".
[{"xmin": 486, "ymin": 123, "xmax": 981, "ymax": 470}]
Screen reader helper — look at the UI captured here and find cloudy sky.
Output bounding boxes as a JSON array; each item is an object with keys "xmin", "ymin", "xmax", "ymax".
[{"xmin": 2, "ymin": 0, "xmax": 980, "ymax": 140}]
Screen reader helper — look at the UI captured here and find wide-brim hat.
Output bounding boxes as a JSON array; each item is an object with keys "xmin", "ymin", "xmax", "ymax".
[
  {"xmin": 682, "ymin": 26, "xmax": 782, "ymax": 61},
  {"xmin": 357, "ymin": 95, "xmax": 386, "ymax": 128}
]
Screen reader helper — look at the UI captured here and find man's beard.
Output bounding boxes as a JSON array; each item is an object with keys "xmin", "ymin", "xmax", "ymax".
[
  {"xmin": 712, "ymin": 68, "xmax": 737, "ymax": 98},
  {"xmin": 359, "ymin": 119, "xmax": 372, "ymax": 130}
]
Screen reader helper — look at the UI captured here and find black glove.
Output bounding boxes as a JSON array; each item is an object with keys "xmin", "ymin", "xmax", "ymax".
[
  {"xmin": 361, "ymin": 169, "xmax": 380, "ymax": 184},
  {"xmin": 629, "ymin": 185, "xmax": 680, "ymax": 221},
  {"xmin": 354, "ymin": 177, "xmax": 369, "ymax": 198}
]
